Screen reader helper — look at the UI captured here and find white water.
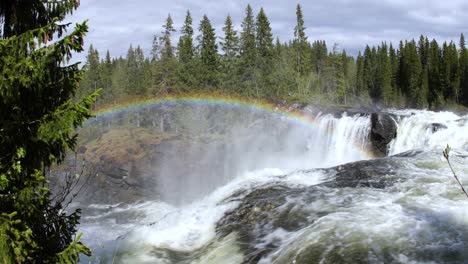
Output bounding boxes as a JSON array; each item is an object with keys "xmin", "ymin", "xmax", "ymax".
[
  {"xmin": 389, "ymin": 110, "xmax": 468, "ymax": 155},
  {"xmin": 306, "ymin": 112, "xmax": 371, "ymax": 166},
  {"xmin": 78, "ymin": 108, "xmax": 468, "ymax": 263}
]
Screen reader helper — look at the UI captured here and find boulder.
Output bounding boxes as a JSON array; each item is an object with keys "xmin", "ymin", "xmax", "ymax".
[
  {"xmin": 429, "ymin": 123, "xmax": 448, "ymax": 133},
  {"xmin": 369, "ymin": 112, "xmax": 397, "ymax": 157}
]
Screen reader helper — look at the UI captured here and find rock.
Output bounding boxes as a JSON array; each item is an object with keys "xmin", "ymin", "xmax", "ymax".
[
  {"xmin": 77, "ymin": 146, "xmax": 87, "ymax": 154},
  {"xmin": 322, "ymin": 157, "xmax": 398, "ymax": 188},
  {"xmin": 370, "ymin": 112, "xmax": 397, "ymax": 157},
  {"xmin": 430, "ymin": 123, "xmax": 447, "ymax": 133},
  {"xmin": 101, "ymin": 165, "xmax": 128, "ymax": 180}
]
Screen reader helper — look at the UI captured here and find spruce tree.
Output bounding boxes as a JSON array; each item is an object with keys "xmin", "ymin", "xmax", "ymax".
[
  {"xmin": 401, "ymin": 40, "xmax": 425, "ymax": 107},
  {"xmin": 255, "ymin": 7, "xmax": 274, "ymax": 97},
  {"xmin": 355, "ymin": 52, "xmax": 365, "ymax": 96},
  {"xmin": 153, "ymin": 15, "xmax": 178, "ymax": 94},
  {"xmin": 428, "ymin": 39, "xmax": 444, "ymax": 108},
  {"xmin": 293, "ymin": 4, "xmax": 309, "ymax": 75},
  {"xmin": 442, "ymin": 41, "xmax": 460, "ymax": 102},
  {"xmin": 79, "ymin": 45, "xmax": 101, "ymax": 100},
  {"xmin": 220, "ymin": 14, "xmax": 239, "ymax": 90},
  {"xmin": 0, "ymin": 11, "xmax": 96, "ymax": 263},
  {"xmin": 161, "ymin": 14, "xmax": 176, "ymax": 60},
  {"xmin": 239, "ymin": 4, "xmax": 257, "ymax": 93},
  {"xmin": 221, "ymin": 15, "xmax": 239, "ymax": 61},
  {"xmin": 198, "ymin": 15, "xmax": 219, "ymax": 88},
  {"xmin": 178, "ymin": 11, "xmax": 194, "ymax": 64},
  {"xmin": 389, "ymin": 43, "xmax": 399, "ymax": 104},
  {"xmin": 0, "ymin": 0, "xmax": 80, "ymax": 38},
  {"xmin": 177, "ymin": 11, "xmax": 196, "ymax": 90},
  {"xmin": 459, "ymin": 34, "xmax": 468, "ymax": 105},
  {"xmin": 101, "ymin": 50, "xmax": 113, "ymax": 100}
]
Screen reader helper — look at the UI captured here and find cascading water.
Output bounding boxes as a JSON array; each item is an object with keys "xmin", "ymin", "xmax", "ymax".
[
  {"xmin": 388, "ymin": 110, "xmax": 468, "ymax": 155},
  {"xmin": 74, "ymin": 105, "xmax": 468, "ymax": 264}
]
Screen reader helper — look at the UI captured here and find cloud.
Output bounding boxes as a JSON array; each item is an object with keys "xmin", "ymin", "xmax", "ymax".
[{"xmin": 67, "ymin": 0, "xmax": 468, "ymax": 63}]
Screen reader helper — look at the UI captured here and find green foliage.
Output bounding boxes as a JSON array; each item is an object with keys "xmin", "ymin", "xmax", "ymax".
[
  {"xmin": 77, "ymin": 4, "xmax": 468, "ymax": 110},
  {"xmin": 0, "ymin": 16, "xmax": 96, "ymax": 264},
  {"xmin": 198, "ymin": 15, "xmax": 219, "ymax": 89},
  {"xmin": 254, "ymin": 7, "xmax": 274, "ymax": 97},
  {"xmin": 293, "ymin": 4, "xmax": 309, "ymax": 75},
  {"xmin": 239, "ymin": 4, "xmax": 257, "ymax": 93},
  {"xmin": 0, "ymin": 0, "xmax": 80, "ymax": 38},
  {"xmin": 220, "ymin": 15, "xmax": 239, "ymax": 90}
]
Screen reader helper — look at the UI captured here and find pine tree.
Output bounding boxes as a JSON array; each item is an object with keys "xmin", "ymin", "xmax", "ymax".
[
  {"xmin": 198, "ymin": 14, "xmax": 219, "ymax": 88},
  {"xmin": 293, "ymin": 4, "xmax": 309, "ymax": 75},
  {"xmin": 0, "ymin": 10, "xmax": 96, "ymax": 262}
]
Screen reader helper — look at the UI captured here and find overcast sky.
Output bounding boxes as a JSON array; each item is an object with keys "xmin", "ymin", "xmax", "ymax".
[{"xmin": 68, "ymin": 0, "xmax": 468, "ymax": 63}]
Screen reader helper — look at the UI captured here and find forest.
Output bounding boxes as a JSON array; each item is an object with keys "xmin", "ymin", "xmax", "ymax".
[{"xmin": 78, "ymin": 4, "xmax": 468, "ymax": 110}]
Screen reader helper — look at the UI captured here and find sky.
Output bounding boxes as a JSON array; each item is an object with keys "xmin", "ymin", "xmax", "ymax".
[{"xmin": 67, "ymin": 0, "xmax": 468, "ymax": 63}]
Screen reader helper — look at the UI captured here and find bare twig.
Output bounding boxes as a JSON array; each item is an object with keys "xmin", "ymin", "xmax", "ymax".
[{"xmin": 443, "ymin": 145, "xmax": 468, "ymax": 199}]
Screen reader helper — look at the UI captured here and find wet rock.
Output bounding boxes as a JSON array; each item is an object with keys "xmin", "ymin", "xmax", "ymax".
[
  {"xmin": 370, "ymin": 112, "xmax": 397, "ymax": 157},
  {"xmin": 101, "ymin": 165, "xmax": 128, "ymax": 180},
  {"xmin": 216, "ymin": 185, "xmax": 306, "ymax": 263},
  {"xmin": 323, "ymin": 157, "xmax": 398, "ymax": 188},
  {"xmin": 430, "ymin": 123, "xmax": 447, "ymax": 133}
]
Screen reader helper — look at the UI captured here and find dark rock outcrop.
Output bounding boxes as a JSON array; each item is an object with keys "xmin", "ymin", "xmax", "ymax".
[
  {"xmin": 430, "ymin": 123, "xmax": 448, "ymax": 133},
  {"xmin": 369, "ymin": 112, "xmax": 397, "ymax": 157},
  {"xmin": 216, "ymin": 156, "xmax": 402, "ymax": 263}
]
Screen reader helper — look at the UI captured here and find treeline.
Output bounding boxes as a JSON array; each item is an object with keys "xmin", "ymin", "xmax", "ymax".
[
  {"xmin": 356, "ymin": 36, "xmax": 468, "ymax": 108},
  {"xmin": 78, "ymin": 4, "xmax": 468, "ymax": 109}
]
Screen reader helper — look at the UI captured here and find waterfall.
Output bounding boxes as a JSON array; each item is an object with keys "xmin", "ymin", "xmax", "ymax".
[
  {"xmin": 306, "ymin": 113, "xmax": 371, "ymax": 166},
  {"xmin": 77, "ymin": 107, "xmax": 468, "ymax": 263},
  {"xmin": 388, "ymin": 110, "xmax": 468, "ymax": 155}
]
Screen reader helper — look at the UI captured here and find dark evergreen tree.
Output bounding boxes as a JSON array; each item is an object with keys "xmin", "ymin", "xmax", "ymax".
[
  {"xmin": 153, "ymin": 15, "xmax": 178, "ymax": 94},
  {"xmin": 401, "ymin": 40, "xmax": 425, "ymax": 107},
  {"xmin": 459, "ymin": 34, "xmax": 468, "ymax": 105},
  {"xmin": 239, "ymin": 4, "xmax": 257, "ymax": 93},
  {"xmin": 0, "ymin": 9, "xmax": 95, "ymax": 262},
  {"xmin": 220, "ymin": 14, "xmax": 239, "ymax": 90},
  {"xmin": 441, "ymin": 41, "xmax": 460, "ymax": 102},
  {"xmin": 0, "ymin": 0, "xmax": 79, "ymax": 38},
  {"xmin": 389, "ymin": 43, "xmax": 399, "ymax": 104},
  {"xmin": 255, "ymin": 7, "xmax": 274, "ymax": 97},
  {"xmin": 79, "ymin": 45, "xmax": 101, "ymax": 100},
  {"xmin": 355, "ymin": 52, "xmax": 365, "ymax": 96},
  {"xmin": 177, "ymin": 11, "xmax": 196, "ymax": 89},
  {"xmin": 293, "ymin": 4, "xmax": 309, "ymax": 75},
  {"xmin": 198, "ymin": 15, "xmax": 219, "ymax": 88},
  {"xmin": 427, "ymin": 39, "xmax": 443, "ymax": 108}
]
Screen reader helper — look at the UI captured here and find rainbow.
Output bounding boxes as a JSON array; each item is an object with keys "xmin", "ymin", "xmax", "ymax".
[{"xmin": 89, "ymin": 94, "xmax": 375, "ymax": 159}]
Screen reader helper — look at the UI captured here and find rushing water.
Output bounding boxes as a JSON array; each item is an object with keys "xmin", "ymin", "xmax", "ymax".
[{"xmin": 77, "ymin": 107, "xmax": 468, "ymax": 263}]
